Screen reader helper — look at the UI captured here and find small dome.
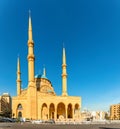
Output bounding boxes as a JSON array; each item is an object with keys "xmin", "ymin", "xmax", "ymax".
[
  {"xmin": 41, "ymin": 75, "xmax": 47, "ymax": 79},
  {"xmin": 35, "ymin": 74, "xmax": 48, "ymax": 80},
  {"xmin": 35, "ymin": 74, "xmax": 41, "ymax": 78}
]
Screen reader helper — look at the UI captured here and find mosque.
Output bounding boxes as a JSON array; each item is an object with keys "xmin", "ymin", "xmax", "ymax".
[{"xmin": 12, "ymin": 13, "xmax": 81, "ymax": 121}]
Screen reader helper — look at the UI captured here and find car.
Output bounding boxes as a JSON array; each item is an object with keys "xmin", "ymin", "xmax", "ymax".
[
  {"xmin": 12, "ymin": 118, "xmax": 18, "ymax": 122},
  {"xmin": 31, "ymin": 120, "xmax": 43, "ymax": 124},
  {"xmin": 0, "ymin": 118, "xmax": 14, "ymax": 122},
  {"xmin": 45, "ymin": 119, "xmax": 55, "ymax": 124},
  {"xmin": 0, "ymin": 118, "xmax": 4, "ymax": 122}
]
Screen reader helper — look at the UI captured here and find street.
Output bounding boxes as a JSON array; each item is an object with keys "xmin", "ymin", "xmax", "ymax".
[{"xmin": 0, "ymin": 123, "xmax": 120, "ymax": 129}]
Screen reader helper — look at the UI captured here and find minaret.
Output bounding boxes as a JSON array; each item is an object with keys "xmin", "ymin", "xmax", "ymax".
[
  {"xmin": 27, "ymin": 11, "xmax": 37, "ymax": 120},
  {"xmin": 62, "ymin": 47, "xmax": 68, "ymax": 96},
  {"xmin": 16, "ymin": 57, "xmax": 21, "ymax": 96},
  {"xmin": 27, "ymin": 11, "xmax": 35, "ymax": 83}
]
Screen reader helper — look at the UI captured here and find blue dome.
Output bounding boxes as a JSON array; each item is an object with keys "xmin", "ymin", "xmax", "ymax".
[
  {"xmin": 35, "ymin": 74, "xmax": 41, "ymax": 78},
  {"xmin": 35, "ymin": 74, "xmax": 48, "ymax": 79},
  {"xmin": 41, "ymin": 75, "xmax": 47, "ymax": 79}
]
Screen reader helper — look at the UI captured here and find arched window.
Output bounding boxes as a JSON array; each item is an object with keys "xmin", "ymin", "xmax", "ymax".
[
  {"xmin": 75, "ymin": 103, "xmax": 79, "ymax": 110},
  {"xmin": 17, "ymin": 104, "xmax": 23, "ymax": 110}
]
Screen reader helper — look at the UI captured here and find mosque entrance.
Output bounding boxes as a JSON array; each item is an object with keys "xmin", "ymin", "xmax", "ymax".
[
  {"xmin": 57, "ymin": 103, "xmax": 65, "ymax": 119},
  {"xmin": 42, "ymin": 103, "xmax": 48, "ymax": 120},
  {"xmin": 68, "ymin": 104, "xmax": 72, "ymax": 118},
  {"xmin": 74, "ymin": 103, "xmax": 80, "ymax": 119},
  {"xmin": 49, "ymin": 103, "xmax": 55, "ymax": 119},
  {"xmin": 18, "ymin": 111, "xmax": 22, "ymax": 118},
  {"xmin": 17, "ymin": 104, "xmax": 23, "ymax": 118}
]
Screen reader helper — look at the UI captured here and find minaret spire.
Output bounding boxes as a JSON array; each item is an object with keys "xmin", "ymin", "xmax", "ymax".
[
  {"xmin": 28, "ymin": 10, "xmax": 33, "ymax": 42},
  {"xmin": 17, "ymin": 57, "xmax": 20, "ymax": 73},
  {"xmin": 17, "ymin": 57, "xmax": 21, "ymax": 96},
  {"xmin": 63, "ymin": 47, "xmax": 66, "ymax": 64},
  {"xmin": 62, "ymin": 47, "xmax": 68, "ymax": 96},
  {"xmin": 43, "ymin": 67, "xmax": 46, "ymax": 76},
  {"xmin": 27, "ymin": 11, "xmax": 35, "ymax": 83}
]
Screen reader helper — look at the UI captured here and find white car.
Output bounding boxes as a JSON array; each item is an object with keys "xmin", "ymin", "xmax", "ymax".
[{"xmin": 32, "ymin": 120, "xmax": 43, "ymax": 124}]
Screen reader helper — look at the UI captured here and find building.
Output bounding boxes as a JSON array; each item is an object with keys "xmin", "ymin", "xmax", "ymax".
[
  {"xmin": 12, "ymin": 13, "xmax": 81, "ymax": 121},
  {"xmin": 0, "ymin": 93, "xmax": 11, "ymax": 117},
  {"xmin": 81, "ymin": 109, "xmax": 107, "ymax": 121},
  {"xmin": 81, "ymin": 110, "xmax": 91, "ymax": 121},
  {"xmin": 90, "ymin": 111, "xmax": 106, "ymax": 120},
  {"xmin": 110, "ymin": 104, "xmax": 120, "ymax": 120}
]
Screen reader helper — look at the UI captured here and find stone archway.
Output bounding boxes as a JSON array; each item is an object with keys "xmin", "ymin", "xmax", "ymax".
[
  {"xmin": 57, "ymin": 102, "xmax": 65, "ymax": 120},
  {"xmin": 41, "ymin": 103, "xmax": 48, "ymax": 120},
  {"xmin": 17, "ymin": 104, "xmax": 23, "ymax": 118},
  {"xmin": 75, "ymin": 103, "xmax": 79, "ymax": 110},
  {"xmin": 68, "ymin": 104, "xmax": 72, "ymax": 118},
  {"xmin": 49, "ymin": 103, "xmax": 55, "ymax": 119},
  {"xmin": 74, "ymin": 103, "xmax": 80, "ymax": 119}
]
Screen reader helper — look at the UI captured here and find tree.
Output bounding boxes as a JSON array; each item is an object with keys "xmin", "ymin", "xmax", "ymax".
[{"xmin": 105, "ymin": 113, "xmax": 110, "ymax": 120}]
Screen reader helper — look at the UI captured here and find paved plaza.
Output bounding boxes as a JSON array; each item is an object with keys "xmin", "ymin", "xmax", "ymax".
[{"xmin": 0, "ymin": 123, "xmax": 120, "ymax": 129}]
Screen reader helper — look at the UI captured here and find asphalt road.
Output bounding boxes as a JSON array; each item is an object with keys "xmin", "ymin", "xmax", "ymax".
[{"xmin": 0, "ymin": 123, "xmax": 120, "ymax": 129}]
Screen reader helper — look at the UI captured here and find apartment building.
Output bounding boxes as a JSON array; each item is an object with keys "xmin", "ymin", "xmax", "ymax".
[
  {"xmin": 110, "ymin": 104, "xmax": 120, "ymax": 120},
  {"xmin": 0, "ymin": 93, "xmax": 12, "ymax": 117}
]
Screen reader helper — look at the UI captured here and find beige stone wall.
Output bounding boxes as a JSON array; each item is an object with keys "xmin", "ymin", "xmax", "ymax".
[
  {"xmin": 38, "ymin": 95, "xmax": 81, "ymax": 120},
  {"xmin": 12, "ymin": 96, "xmax": 27, "ymax": 118},
  {"xmin": 12, "ymin": 87, "xmax": 81, "ymax": 120}
]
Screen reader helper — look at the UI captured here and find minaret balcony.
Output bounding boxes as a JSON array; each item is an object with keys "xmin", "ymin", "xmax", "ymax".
[
  {"xmin": 62, "ymin": 64, "xmax": 67, "ymax": 67},
  {"xmin": 28, "ymin": 41, "xmax": 34, "ymax": 46},
  {"xmin": 62, "ymin": 74, "xmax": 67, "ymax": 77},
  {"xmin": 16, "ymin": 79, "xmax": 21, "ymax": 82},
  {"xmin": 27, "ymin": 54, "xmax": 35, "ymax": 60},
  {"xmin": 17, "ymin": 71, "xmax": 21, "ymax": 74}
]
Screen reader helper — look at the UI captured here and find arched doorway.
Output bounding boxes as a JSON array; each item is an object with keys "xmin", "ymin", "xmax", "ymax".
[
  {"xmin": 57, "ymin": 103, "xmax": 65, "ymax": 119},
  {"xmin": 17, "ymin": 104, "xmax": 23, "ymax": 118},
  {"xmin": 18, "ymin": 111, "xmax": 22, "ymax": 118},
  {"xmin": 49, "ymin": 103, "xmax": 55, "ymax": 119},
  {"xmin": 74, "ymin": 103, "xmax": 80, "ymax": 119},
  {"xmin": 68, "ymin": 104, "xmax": 72, "ymax": 118},
  {"xmin": 41, "ymin": 103, "xmax": 48, "ymax": 120}
]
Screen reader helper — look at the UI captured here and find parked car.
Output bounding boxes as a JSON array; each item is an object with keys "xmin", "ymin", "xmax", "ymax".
[
  {"xmin": 12, "ymin": 118, "xmax": 18, "ymax": 122},
  {"xmin": 25, "ymin": 118, "xmax": 31, "ymax": 122},
  {"xmin": 45, "ymin": 119, "xmax": 55, "ymax": 124},
  {"xmin": 31, "ymin": 120, "xmax": 43, "ymax": 124},
  {"xmin": 0, "ymin": 117, "xmax": 14, "ymax": 122}
]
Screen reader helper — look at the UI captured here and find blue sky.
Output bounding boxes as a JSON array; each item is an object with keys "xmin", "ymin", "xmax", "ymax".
[{"xmin": 0, "ymin": 0, "xmax": 120, "ymax": 111}]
